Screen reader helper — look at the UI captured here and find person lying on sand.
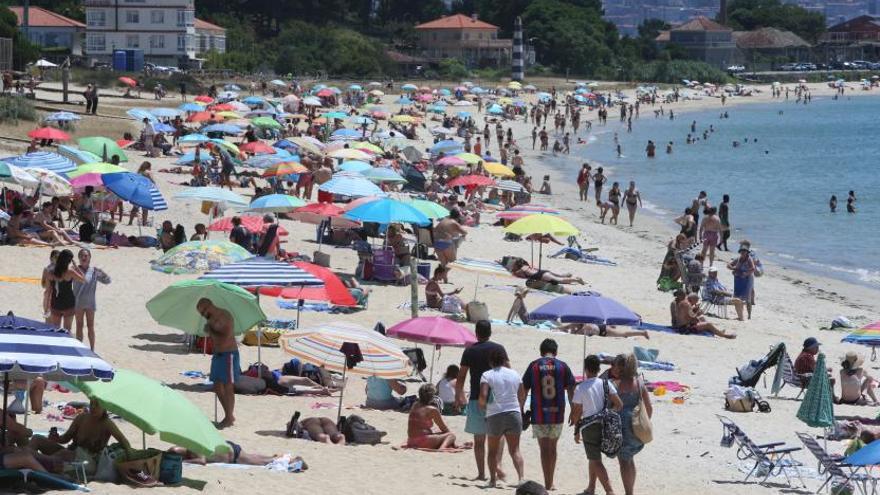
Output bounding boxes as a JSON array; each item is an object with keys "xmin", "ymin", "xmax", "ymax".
[
  {"xmin": 168, "ymin": 442, "xmax": 307, "ymax": 469},
  {"xmin": 286, "ymin": 412, "xmax": 345, "ymax": 445},
  {"xmin": 671, "ymin": 290, "xmax": 736, "ymax": 339},
  {"xmin": 511, "ymin": 259, "xmax": 586, "ymax": 294},
  {"xmin": 557, "ymin": 323, "xmax": 649, "ymax": 340}
]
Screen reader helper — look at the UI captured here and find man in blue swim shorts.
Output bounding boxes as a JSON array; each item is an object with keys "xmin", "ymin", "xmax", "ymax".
[{"xmin": 198, "ymin": 298, "xmax": 239, "ymax": 428}]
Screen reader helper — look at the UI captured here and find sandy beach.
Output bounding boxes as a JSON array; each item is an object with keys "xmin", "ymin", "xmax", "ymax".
[{"xmin": 1, "ymin": 78, "xmax": 878, "ymax": 494}]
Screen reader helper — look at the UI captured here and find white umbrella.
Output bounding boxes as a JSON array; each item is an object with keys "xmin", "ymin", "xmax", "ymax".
[
  {"xmin": 34, "ymin": 59, "xmax": 57, "ymax": 68},
  {"xmin": 0, "ymin": 165, "xmax": 39, "ymax": 189}
]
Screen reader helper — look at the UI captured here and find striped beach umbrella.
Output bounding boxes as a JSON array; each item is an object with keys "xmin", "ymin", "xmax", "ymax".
[
  {"xmin": 3, "ymin": 151, "xmax": 75, "ymax": 174},
  {"xmin": 200, "ymin": 258, "xmax": 322, "ymax": 288},
  {"xmin": 245, "ymin": 194, "xmax": 306, "ymax": 213},
  {"xmin": 797, "ymin": 353, "xmax": 834, "ymax": 428},
  {"xmin": 319, "ymin": 174, "xmax": 386, "ymax": 198},
  {"xmin": 449, "ymin": 257, "xmax": 514, "ymax": 278},
  {"xmin": 102, "ymin": 172, "xmax": 168, "ymax": 211},
  {"xmin": 174, "ymin": 187, "xmax": 248, "ymax": 207}
]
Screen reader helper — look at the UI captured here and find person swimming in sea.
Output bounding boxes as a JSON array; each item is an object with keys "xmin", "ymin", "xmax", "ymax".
[
  {"xmin": 830, "ymin": 195, "xmax": 838, "ymax": 213},
  {"xmin": 847, "ymin": 191, "xmax": 856, "ymax": 213}
]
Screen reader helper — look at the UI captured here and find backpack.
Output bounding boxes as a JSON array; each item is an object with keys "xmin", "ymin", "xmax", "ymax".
[
  {"xmin": 599, "ymin": 379, "xmax": 623, "ymax": 457},
  {"xmin": 79, "ymin": 221, "xmax": 95, "ymax": 243},
  {"xmin": 340, "ymin": 414, "xmax": 386, "ymax": 445}
]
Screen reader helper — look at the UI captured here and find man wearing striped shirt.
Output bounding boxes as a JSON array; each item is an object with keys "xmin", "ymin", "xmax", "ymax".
[{"xmin": 522, "ymin": 339, "xmax": 576, "ymax": 491}]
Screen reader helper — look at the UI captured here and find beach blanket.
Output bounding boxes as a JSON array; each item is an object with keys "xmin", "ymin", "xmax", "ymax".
[
  {"xmin": 646, "ymin": 381, "xmax": 690, "ymax": 393},
  {"xmin": 0, "ymin": 276, "xmax": 41, "ymax": 285},
  {"xmin": 393, "ymin": 445, "xmax": 472, "ymax": 453},
  {"xmin": 396, "ymin": 301, "xmax": 430, "ymax": 311},
  {"xmin": 490, "ymin": 318, "xmax": 558, "ymax": 331},
  {"xmin": 639, "ymin": 322, "xmax": 713, "ymax": 338},
  {"xmin": 549, "ymin": 247, "xmax": 617, "ymax": 266},
  {"xmin": 276, "ymin": 300, "xmax": 338, "ymax": 313},
  {"xmin": 484, "ymin": 284, "xmax": 560, "ymax": 298}
]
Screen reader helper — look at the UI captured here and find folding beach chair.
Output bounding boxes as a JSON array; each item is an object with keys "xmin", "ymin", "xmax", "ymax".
[
  {"xmin": 796, "ymin": 432, "xmax": 878, "ymax": 494},
  {"xmin": 717, "ymin": 415, "xmax": 805, "ymax": 488},
  {"xmin": 776, "ymin": 353, "xmax": 808, "ymax": 400}
]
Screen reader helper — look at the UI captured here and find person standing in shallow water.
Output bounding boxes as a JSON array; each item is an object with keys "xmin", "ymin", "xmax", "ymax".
[
  {"xmin": 847, "ymin": 191, "xmax": 856, "ymax": 213},
  {"xmin": 829, "ymin": 195, "xmax": 837, "ymax": 213},
  {"xmin": 718, "ymin": 194, "xmax": 731, "ymax": 251}
]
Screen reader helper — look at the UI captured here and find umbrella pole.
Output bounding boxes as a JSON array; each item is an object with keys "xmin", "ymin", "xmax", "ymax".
[
  {"xmin": 256, "ymin": 290, "xmax": 262, "ymax": 365},
  {"xmin": 583, "ymin": 328, "xmax": 587, "ymax": 362},
  {"xmin": 430, "ymin": 346, "xmax": 436, "ymax": 382},
  {"xmin": 530, "ymin": 241, "xmax": 534, "ymax": 265},
  {"xmin": 23, "ymin": 379, "xmax": 30, "ymax": 428},
  {"xmin": 539, "ymin": 243, "xmax": 544, "ymax": 270},
  {"xmin": 2, "ymin": 373, "xmax": 8, "ymax": 446},
  {"xmin": 336, "ymin": 367, "xmax": 347, "ymax": 424},
  {"xmin": 142, "ymin": 431, "xmax": 146, "ymax": 450}
]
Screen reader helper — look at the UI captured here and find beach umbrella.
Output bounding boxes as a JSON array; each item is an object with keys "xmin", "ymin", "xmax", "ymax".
[
  {"xmin": 69, "ymin": 173, "xmax": 104, "ymax": 191},
  {"xmin": 118, "ymin": 76, "xmax": 137, "ymax": 87},
  {"xmin": 67, "ymin": 162, "xmax": 127, "ymax": 178},
  {"xmin": 0, "ymin": 313, "xmax": 114, "ymax": 444},
  {"xmin": 151, "ymin": 107, "xmax": 183, "ymax": 118},
  {"xmin": 455, "ymin": 153, "xmax": 483, "ymax": 165},
  {"xmin": 274, "ymin": 139, "xmax": 298, "ymax": 151},
  {"xmin": 178, "ymin": 102, "xmax": 204, "ymax": 112},
  {"xmin": 208, "ymin": 216, "xmax": 287, "ymax": 235},
  {"xmin": 77, "ymin": 137, "xmax": 128, "ymax": 162},
  {"xmin": 179, "ymin": 133, "xmax": 212, "ymax": 145},
  {"xmin": 329, "ymin": 148, "xmax": 371, "ymax": 161},
  {"xmin": 403, "ymin": 198, "xmax": 449, "ymax": 219},
  {"xmin": 291, "ymin": 202, "xmax": 359, "ymax": 231},
  {"xmin": 269, "ymin": 79, "xmax": 286, "ymax": 87},
  {"xmin": 153, "ymin": 122, "xmax": 175, "ymax": 133},
  {"xmin": 349, "ymin": 84, "xmax": 363, "ymax": 91},
  {"xmin": 386, "ymin": 316, "xmax": 477, "ymax": 379},
  {"xmin": 505, "ymin": 214, "xmax": 579, "ymax": 267},
  {"xmin": 261, "ymin": 162, "xmax": 308, "ymax": 178},
  {"xmin": 245, "ymin": 154, "xmax": 290, "ymax": 169},
  {"xmin": 126, "ymin": 108, "xmax": 156, "ymax": 122},
  {"xmin": 330, "ymin": 129, "xmax": 361, "ymax": 141},
  {"xmin": 102, "ymin": 172, "xmax": 168, "ymax": 211},
  {"xmin": 507, "ymin": 204, "xmax": 560, "ymax": 214},
  {"xmin": 27, "ymin": 127, "xmax": 70, "ymax": 141},
  {"xmin": 22, "ymin": 168, "xmax": 72, "ymax": 196},
  {"xmin": 267, "ymin": 262, "xmax": 357, "ymax": 307},
  {"xmin": 396, "ymin": 97, "xmax": 413, "ymax": 105},
  {"xmin": 361, "ymin": 168, "xmax": 406, "ymax": 184},
  {"xmin": 484, "ymin": 162, "xmax": 515, "ymax": 178},
  {"xmin": 281, "ymin": 322, "xmax": 411, "ymax": 420},
  {"xmin": 245, "ymin": 193, "xmax": 306, "ymax": 213},
  {"xmin": 493, "ymin": 180, "xmax": 527, "ymax": 194},
  {"xmin": 449, "ymin": 257, "xmax": 518, "ymax": 301},
  {"xmin": 194, "ymin": 95, "xmax": 214, "ymax": 104},
  {"xmin": 201, "ymin": 123, "xmax": 242, "ymax": 135},
  {"xmin": 200, "ymin": 258, "xmax": 322, "ymax": 288},
  {"xmin": 250, "ymin": 117, "xmax": 281, "ymax": 129},
  {"xmin": 239, "ymin": 141, "xmax": 276, "ymax": 155},
  {"xmin": 842, "ymin": 321, "xmax": 880, "ymax": 348},
  {"xmin": 301, "ymin": 96, "xmax": 322, "ymax": 107},
  {"xmin": 210, "ymin": 140, "xmax": 241, "ymax": 155},
  {"xmin": 150, "ymin": 240, "xmax": 253, "ymax": 274},
  {"xmin": 0, "ymin": 164, "xmax": 38, "ymax": 189},
  {"xmin": 4, "ymin": 151, "xmax": 76, "ymax": 174},
  {"xmin": 846, "ymin": 435, "xmax": 880, "ymax": 466},
  {"xmin": 146, "ymin": 279, "xmax": 265, "ymax": 336},
  {"xmin": 289, "ymin": 137, "xmax": 323, "ymax": 155},
  {"xmin": 368, "ymin": 89, "xmax": 384, "ymax": 97},
  {"xmin": 436, "ymin": 156, "xmax": 466, "ymax": 167},
  {"xmin": 390, "ymin": 115, "xmax": 415, "ymax": 124},
  {"xmin": 187, "ymin": 111, "xmax": 214, "ymax": 123},
  {"xmin": 43, "ymin": 112, "xmax": 81, "ymax": 123},
  {"xmin": 344, "ymin": 198, "xmax": 429, "ymax": 226},
  {"xmin": 242, "ymin": 96, "xmax": 265, "ymax": 105},
  {"xmin": 78, "ymin": 369, "xmax": 228, "ymax": 457},
  {"xmin": 401, "ymin": 83, "xmax": 418, "ymax": 91},
  {"xmin": 319, "ymin": 174, "xmax": 386, "ymax": 198},
  {"xmin": 796, "ymin": 353, "xmax": 834, "ymax": 428},
  {"xmin": 174, "ymin": 187, "xmax": 248, "ymax": 207},
  {"xmin": 447, "ymin": 174, "xmax": 495, "ymax": 188},
  {"xmin": 338, "ymin": 160, "xmax": 372, "ymax": 173}
]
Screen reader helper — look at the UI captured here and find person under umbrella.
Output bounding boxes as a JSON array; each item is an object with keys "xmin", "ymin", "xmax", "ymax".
[{"xmin": 196, "ymin": 298, "xmax": 239, "ymax": 428}]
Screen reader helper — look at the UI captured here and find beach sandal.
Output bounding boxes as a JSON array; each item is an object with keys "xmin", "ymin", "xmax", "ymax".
[{"xmin": 124, "ymin": 469, "xmax": 160, "ymax": 488}]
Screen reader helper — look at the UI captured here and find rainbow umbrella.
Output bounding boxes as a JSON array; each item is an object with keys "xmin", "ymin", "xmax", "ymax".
[
  {"xmin": 150, "ymin": 240, "xmax": 253, "ymax": 275},
  {"xmin": 842, "ymin": 321, "xmax": 880, "ymax": 356}
]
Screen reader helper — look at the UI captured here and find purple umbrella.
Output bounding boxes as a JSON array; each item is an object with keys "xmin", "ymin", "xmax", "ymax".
[{"xmin": 529, "ymin": 292, "xmax": 640, "ymax": 357}]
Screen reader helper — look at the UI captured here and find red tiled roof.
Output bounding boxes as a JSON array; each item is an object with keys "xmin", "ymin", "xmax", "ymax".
[
  {"xmin": 195, "ymin": 18, "xmax": 226, "ymax": 33},
  {"xmin": 8, "ymin": 6, "xmax": 85, "ymax": 28},
  {"xmin": 415, "ymin": 14, "xmax": 498, "ymax": 30},
  {"xmin": 672, "ymin": 16, "xmax": 731, "ymax": 32}
]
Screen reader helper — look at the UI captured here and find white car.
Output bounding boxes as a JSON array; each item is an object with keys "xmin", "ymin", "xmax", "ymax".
[{"xmin": 727, "ymin": 65, "xmax": 745, "ymax": 73}]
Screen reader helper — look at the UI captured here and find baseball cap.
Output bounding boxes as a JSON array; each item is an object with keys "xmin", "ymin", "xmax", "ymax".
[
  {"xmin": 803, "ymin": 337, "xmax": 820, "ymax": 349},
  {"xmin": 708, "ymin": 266, "xmax": 718, "ymax": 273}
]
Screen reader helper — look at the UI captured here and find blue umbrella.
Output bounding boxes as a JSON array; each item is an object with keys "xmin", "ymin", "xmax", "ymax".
[
  {"xmin": 431, "ymin": 140, "xmax": 463, "ymax": 154},
  {"xmin": 274, "ymin": 139, "xmax": 298, "ymax": 151},
  {"xmin": 202, "ymin": 123, "xmax": 242, "ymax": 135},
  {"xmin": 3, "ymin": 151, "xmax": 76, "ymax": 174},
  {"xmin": 530, "ymin": 292, "xmax": 640, "ymax": 325},
  {"xmin": 350, "ymin": 116, "xmax": 374, "ymax": 126},
  {"xmin": 127, "ymin": 108, "xmax": 156, "ymax": 122},
  {"xmin": 361, "ymin": 168, "xmax": 406, "ymax": 184},
  {"xmin": 57, "ymin": 145, "xmax": 101, "ymax": 165},
  {"xmin": 179, "ymin": 134, "xmax": 211, "ymax": 144},
  {"xmin": 487, "ymin": 104, "xmax": 504, "ymax": 115},
  {"xmin": 318, "ymin": 174, "xmax": 386, "ymax": 198},
  {"xmin": 846, "ymin": 438, "xmax": 880, "ymax": 466},
  {"xmin": 439, "ymin": 89, "xmax": 451, "ymax": 96},
  {"xmin": 224, "ymin": 84, "xmax": 241, "ymax": 91},
  {"xmin": 178, "ymin": 103, "xmax": 204, "ymax": 112},
  {"xmin": 152, "ymin": 122, "xmax": 175, "ymax": 133},
  {"xmin": 349, "ymin": 84, "xmax": 363, "ymax": 91},
  {"xmin": 331, "ymin": 129, "xmax": 361, "ymax": 141},
  {"xmin": 344, "ymin": 198, "xmax": 429, "ymax": 226},
  {"xmin": 245, "ymin": 194, "xmax": 306, "ymax": 213},
  {"xmin": 396, "ymin": 97, "xmax": 413, "ymax": 105},
  {"xmin": 338, "ymin": 161, "xmax": 372, "ymax": 173},
  {"xmin": 246, "ymin": 154, "xmax": 290, "ymax": 169},
  {"xmin": 457, "ymin": 111, "xmax": 471, "ymax": 119},
  {"xmin": 174, "ymin": 187, "xmax": 248, "ymax": 207},
  {"xmin": 175, "ymin": 152, "xmax": 199, "ymax": 165},
  {"xmin": 242, "ymin": 96, "xmax": 265, "ymax": 105},
  {"xmin": 102, "ymin": 172, "xmax": 168, "ymax": 211},
  {"xmin": 151, "ymin": 107, "xmax": 183, "ymax": 118},
  {"xmin": 44, "ymin": 111, "xmax": 81, "ymax": 122}
]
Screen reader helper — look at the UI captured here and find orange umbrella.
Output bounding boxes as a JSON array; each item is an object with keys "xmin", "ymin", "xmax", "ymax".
[
  {"xmin": 118, "ymin": 76, "xmax": 137, "ymax": 87},
  {"xmin": 194, "ymin": 95, "xmax": 214, "ymax": 104},
  {"xmin": 262, "ymin": 162, "xmax": 308, "ymax": 178},
  {"xmin": 239, "ymin": 141, "xmax": 275, "ymax": 155},
  {"xmin": 187, "ymin": 111, "xmax": 214, "ymax": 123},
  {"xmin": 27, "ymin": 127, "xmax": 70, "ymax": 141},
  {"xmin": 259, "ymin": 262, "xmax": 357, "ymax": 306}
]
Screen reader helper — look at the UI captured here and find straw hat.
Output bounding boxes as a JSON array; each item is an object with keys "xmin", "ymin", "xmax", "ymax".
[{"xmin": 841, "ymin": 351, "xmax": 864, "ymax": 370}]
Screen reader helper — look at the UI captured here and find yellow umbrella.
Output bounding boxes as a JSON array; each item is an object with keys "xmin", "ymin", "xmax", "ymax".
[
  {"xmin": 210, "ymin": 140, "xmax": 240, "ymax": 155},
  {"xmin": 215, "ymin": 111, "xmax": 242, "ymax": 119},
  {"xmin": 354, "ymin": 142, "xmax": 383, "ymax": 154},
  {"xmin": 67, "ymin": 162, "xmax": 127, "ymax": 179},
  {"xmin": 455, "ymin": 152, "xmax": 483, "ymax": 165},
  {"xmin": 369, "ymin": 89, "xmax": 385, "ymax": 97},
  {"xmin": 508, "ymin": 81, "xmax": 522, "ymax": 90},
  {"xmin": 390, "ymin": 115, "xmax": 415, "ymax": 123},
  {"xmin": 329, "ymin": 148, "xmax": 372, "ymax": 161},
  {"xmin": 263, "ymin": 161, "xmax": 308, "ymax": 177},
  {"xmin": 484, "ymin": 162, "xmax": 514, "ymax": 178},
  {"xmin": 498, "ymin": 97, "xmax": 513, "ymax": 106},
  {"xmin": 504, "ymin": 214, "xmax": 579, "ymax": 236}
]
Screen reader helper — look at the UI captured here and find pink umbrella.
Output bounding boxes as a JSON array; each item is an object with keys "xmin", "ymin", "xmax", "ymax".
[
  {"xmin": 343, "ymin": 195, "xmax": 382, "ymax": 211},
  {"xmin": 386, "ymin": 316, "xmax": 477, "ymax": 378},
  {"xmin": 437, "ymin": 156, "xmax": 466, "ymax": 167},
  {"xmin": 69, "ymin": 173, "xmax": 106, "ymax": 191}
]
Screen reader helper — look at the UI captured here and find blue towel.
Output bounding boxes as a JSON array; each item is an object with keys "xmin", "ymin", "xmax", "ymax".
[
  {"xmin": 276, "ymin": 300, "xmax": 336, "ymax": 312},
  {"xmin": 549, "ymin": 247, "xmax": 617, "ymax": 266},
  {"xmin": 638, "ymin": 361, "xmax": 675, "ymax": 371},
  {"xmin": 490, "ymin": 318, "xmax": 558, "ymax": 331},
  {"xmin": 638, "ymin": 322, "xmax": 713, "ymax": 338}
]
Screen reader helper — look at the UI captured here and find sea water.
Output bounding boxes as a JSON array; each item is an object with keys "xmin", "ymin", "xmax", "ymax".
[{"xmin": 558, "ymin": 94, "xmax": 879, "ymax": 289}]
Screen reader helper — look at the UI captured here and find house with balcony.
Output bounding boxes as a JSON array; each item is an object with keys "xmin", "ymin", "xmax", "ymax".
[
  {"xmin": 414, "ymin": 14, "xmax": 512, "ymax": 68},
  {"xmin": 656, "ymin": 16, "xmax": 736, "ymax": 68},
  {"xmin": 819, "ymin": 15, "xmax": 880, "ymax": 60},
  {"xmin": 84, "ymin": 0, "xmax": 197, "ymax": 67},
  {"xmin": 194, "ymin": 18, "xmax": 225, "ymax": 55},
  {"xmin": 9, "ymin": 6, "xmax": 85, "ymax": 56}
]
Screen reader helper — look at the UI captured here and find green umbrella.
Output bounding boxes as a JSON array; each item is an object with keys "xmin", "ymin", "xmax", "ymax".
[
  {"xmin": 77, "ymin": 136, "xmax": 128, "ymax": 163},
  {"xmin": 67, "ymin": 162, "xmax": 128, "ymax": 179},
  {"xmin": 0, "ymin": 161, "xmax": 11, "ymax": 178},
  {"xmin": 78, "ymin": 369, "xmax": 230, "ymax": 456},
  {"xmin": 250, "ymin": 117, "xmax": 282, "ymax": 129},
  {"xmin": 405, "ymin": 199, "xmax": 450, "ymax": 219},
  {"xmin": 797, "ymin": 353, "xmax": 834, "ymax": 428},
  {"xmin": 146, "ymin": 279, "xmax": 265, "ymax": 336}
]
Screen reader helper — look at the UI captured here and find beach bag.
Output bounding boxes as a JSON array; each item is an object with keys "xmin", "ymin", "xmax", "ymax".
[
  {"xmin": 158, "ymin": 452, "xmax": 183, "ymax": 485},
  {"xmin": 599, "ymin": 379, "xmax": 623, "ymax": 457},
  {"xmin": 631, "ymin": 379, "xmax": 653, "ymax": 444},
  {"xmin": 341, "ymin": 414, "xmax": 387, "ymax": 445},
  {"xmin": 95, "ymin": 444, "xmax": 125, "ymax": 482},
  {"xmin": 441, "ymin": 296, "xmax": 464, "ymax": 314},
  {"xmin": 466, "ymin": 301, "xmax": 489, "ymax": 322},
  {"xmin": 725, "ymin": 385, "xmax": 755, "ymax": 412},
  {"xmin": 115, "ymin": 448, "xmax": 163, "ymax": 488}
]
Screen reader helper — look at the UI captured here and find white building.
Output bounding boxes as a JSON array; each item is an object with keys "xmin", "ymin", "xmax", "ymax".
[
  {"xmin": 84, "ymin": 0, "xmax": 199, "ymax": 67},
  {"xmin": 195, "ymin": 18, "xmax": 226, "ymax": 55}
]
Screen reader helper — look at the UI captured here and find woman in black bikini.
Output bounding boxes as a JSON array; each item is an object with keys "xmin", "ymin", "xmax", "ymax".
[
  {"xmin": 623, "ymin": 181, "xmax": 643, "ymax": 227},
  {"xmin": 46, "ymin": 249, "xmax": 85, "ymax": 330},
  {"xmin": 593, "ymin": 167, "xmax": 606, "ymax": 204},
  {"xmin": 607, "ymin": 182, "xmax": 622, "ymax": 225}
]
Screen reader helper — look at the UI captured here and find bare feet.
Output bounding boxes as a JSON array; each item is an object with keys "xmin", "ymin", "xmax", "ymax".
[
  {"xmin": 216, "ymin": 417, "xmax": 235, "ymax": 429},
  {"xmin": 641, "ymin": 330, "xmax": 650, "ymax": 339}
]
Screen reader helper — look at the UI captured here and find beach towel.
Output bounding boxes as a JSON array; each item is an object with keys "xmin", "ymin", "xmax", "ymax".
[
  {"xmin": 396, "ymin": 301, "xmax": 429, "ymax": 311},
  {"xmin": 490, "ymin": 318, "xmax": 558, "ymax": 331},
  {"xmin": 638, "ymin": 322, "xmax": 713, "ymax": 338},
  {"xmin": 549, "ymin": 247, "xmax": 617, "ymax": 266},
  {"xmin": 646, "ymin": 381, "xmax": 690, "ymax": 393},
  {"xmin": 484, "ymin": 284, "xmax": 560, "ymax": 298},
  {"xmin": 276, "ymin": 300, "xmax": 338, "ymax": 313},
  {"xmin": 0, "ymin": 276, "xmax": 41, "ymax": 285}
]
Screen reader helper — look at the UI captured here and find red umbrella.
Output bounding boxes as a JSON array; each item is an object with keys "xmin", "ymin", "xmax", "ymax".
[
  {"xmin": 194, "ymin": 95, "xmax": 214, "ymax": 103},
  {"xmin": 316, "ymin": 88, "xmax": 334, "ymax": 98},
  {"xmin": 116, "ymin": 139, "xmax": 134, "ymax": 148},
  {"xmin": 27, "ymin": 127, "xmax": 70, "ymax": 141},
  {"xmin": 294, "ymin": 202, "xmax": 345, "ymax": 217},
  {"xmin": 187, "ymin": 111, "xmax": 214, "ymax": 123},
  {"xmin": 208, "ymin": 216, "xmax": 288, "ymax": 236},
  {"xmin": 118, "ymin": 76, "xmax": 137, "ymax": 87},
  {"xmin": 211, "ymin": 103, "xmax": 234, "ymax": 111},
  {"xmin": 239, "ymin": 141, "xmax": 275, "ymax": 155},
  {"xmin": 447, "ymin": 174, "xmax": 495, "ymax": 188},
  {"xmin": 259, "ymin": 262, "xmax": 356, "ymax": 306}
]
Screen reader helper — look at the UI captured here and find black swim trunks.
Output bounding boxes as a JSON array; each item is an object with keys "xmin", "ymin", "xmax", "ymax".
[{"xmin": 226, "ymin": 441, "xmax": 241, "ymax": 464}]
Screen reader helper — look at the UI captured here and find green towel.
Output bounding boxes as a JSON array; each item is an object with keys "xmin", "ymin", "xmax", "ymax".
[{"xmin": 633, "ymin": 346, "xmax": 659, "ymax": 363}]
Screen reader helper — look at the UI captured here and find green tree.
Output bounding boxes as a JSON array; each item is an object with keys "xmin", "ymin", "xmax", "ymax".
[
  {"xmin": 724, "ymin": 0, "xmax": 825, "ymax": 43},
  {"xmin": 0, "ymin": 6, "xmax": 39, "ymax": 69}
]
